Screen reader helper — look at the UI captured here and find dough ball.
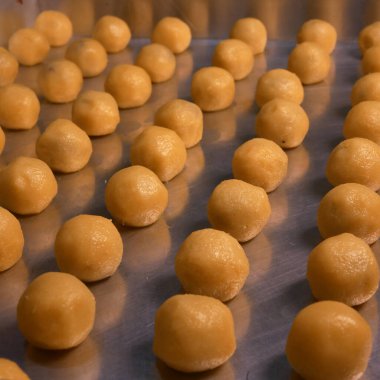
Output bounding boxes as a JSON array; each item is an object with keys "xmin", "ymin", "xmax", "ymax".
[
  {"xmin": 255, "ymin": 68, "xmax": 304, "ymax": 107},
  {"xmin": 8, "ymin": 28, "xmax": 49, "ymax": 66},
  {"xmin": 0, "ymin": 84, "xmax": 40, "ymax": 130},
  {"xmin": 175, "ymin": 228, "xmax": 249, "ymax": 302},
  {"xmin": 93, "ymin": 15, "xmax": 131, "ymax": 53},
  {"xmin": 326, "ymin": 137, "xmax": 380, "ymax": 191},
  {"xmin": 362, "ymin": 46, "xmax": 380, "ymax": 74},
  {"xmin": 130, "ymin": 125, "xmax": 187, "ymax": 182},
  {"xmin": 351, "ymin": 72, "xmax": 380, "ymax": 105},
  {"xmin": 55, "ymin": 214, "xmax": 123, "ymax": 282},
  {"xmin": 105, "ymin": 64, "xmax": 152, "ymax": 109},
  {"xmin": 191, "ymin": 66, "xmax": 235, "ymax": 112},
  {"xmin": 105, "ymin": 165, "xmax": 168, "ymax": 227},
  {"xmin": 317, "ymin": 183, "xmax": 380, "ymax": 245},
  {"xmin": 0, "ymin": 358, "xmax": 29, "ymax": 380},
  {"xmin": 153, "ymin": 294, "xmax": 236, "ymax": 372},
  {"xmin": 152, "ymin": 17, "xmax": 191, "ymax": 54},
  {"xmin": 230, "ymin": 17, "xmax": 267, "ymax": 55},
  {"xmin": 72, "ymin": 90, "xmax": 120, "ymax": 136},
  {"xmin": 286, "ymin": 301, "xmax": 372, "ymax": 380},
  {"xmin": 288, "ymin": 42, "xmax": 331, "ymax": 85},
  {"xmin": 0, "ymin": 47, "xmax": 18, "ymax": 87},
  {"xmin": 232, "ymin": 138, "xmax": 288, "ymax": 192},
  {"xmin": 36, "ymin": 118, "xmax": 92, "ymax": 173},
  {"xmin": 65, "ymin": 38, "xmax": 107, "ymax": 78},
  {"xmin": 154, "ymin": 99, "xmax": 203, "ymax": 148},
  {"xmin": 208, "ymin": 179, "xmax": 271, "ymax": 242},
  {"xmin": 38, "ymin": 59, "xmax": 83, "ymax": 103},
  {"xmin": 359, "ymin": 21, "xmax": 380, "ymax": 55},
  {"xmin": 34, "ymin": 10, "xmax": 73, "ymax": 47},
  {"xmin": 136, "ymin": 43, "xmax": 176, "ymax": 83},
  {"xmin": 17, "ymin": 272, "xmax": 95, "ymax": 350},
  {"xmin": 0, "ymin": 127, "xmax": 5, "ymax": 154},
  {"xmin": 0, "ymin": 156, "xmax": 57, "ymax": 215},
  {"xmin": 255, "ymin": 98, "xmax": 309, "ymax": 149},
  {"xmin": 0, "ymin": 207, "xmax": 24, "ymax": 272}
]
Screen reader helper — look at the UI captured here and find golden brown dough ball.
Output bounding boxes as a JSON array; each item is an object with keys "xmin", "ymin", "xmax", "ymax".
[
  {"xmin": 0, "ymin": 156, "xmax": 57, "ymax": 215},
  {"xmin": 130, "ymin": 126, "xmax": 187, "ymax": 182},
  {"xmin": 208, "ymin": 179, "xmax": 271, "ymax": 242},
  {"xmin": 232, "ymin": 138, "xmax": 288, "ymax": 192},
  {"xmin": 359, "ymin": 21, "xmax": 380, "ymax": 55},
  {"xmin": 326, "ymin": 137, "xmax": 380, "ymax": 191},
  {"xmin": 136, "ymin": 43, "xmax": 176, "ymax": 83},
  {"xmin": 105, "ymin": 165, "xmax": 168, "ymax": 227},
  {"xmin": 36, "ymin": 118, "xmax": 92, "ymax": 173},
  {"xmin": 191, "ymin": 67, "xmax": 235, "ymax": 112},
  {"xmin": 288, "ymin": 42, "xmax": 331, "ymax": 85},
  {"xmin": 153, "ymin": 294, "xmax": 236, "ymax": 372},
  {"xmin": 0, "ymin": 84, "xmax": 40, "ymax": 130},
  {"xmin": 230, "ymin": 17, "xmax": 267, "ymax": 55},
  {"xmin": 0, "ymin": 358, "xmax": 29, "ymax": 380},
  {"xmin": 152, "ymin": 17, "xmax": 191, "ymax": 54},
  {"xmin": 34, "ymin": 10, "xmax": 73, "ymax": 47},
  {"xmin": 17, "ymin": 272, "xmax": 95, "ymax": 350},
  {"xmin": 255, "ymin": 98, "xmax": 309, "ymax": 149},
  {"xmin": 105, "ymin": 64, "xmax": 152, "ymax": 109},
  {"xmin": 351, "ymin": 73, "xmax": 380, "ymax": 105},
  {"xmin": 55, "ymin": 214, "xmax": 123, "ymax": 282},
  {"xmin": 0, "ymin": 127, "xmax": 5, "ymax": 154},
  {"xmin": 317, "ymin": 183, "xmax": 380, "ymax": 245},
  {"xmin": 38, "ymin": 59, "xmax": 83, "ymax": 103},
  {"xmin": 0, "ymin": 47, "xmax": 18, "ymax": 87},
  {"xmin": 362, "ymin": 46, "xmax": 380, "ymax": 74}
]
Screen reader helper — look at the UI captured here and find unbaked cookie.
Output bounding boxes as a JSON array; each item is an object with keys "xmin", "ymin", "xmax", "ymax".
[
  {"xmin": 0, "ymin": 47, "xmax": 18, "ymax": 87},
  {"xmin": 0, "ymin": 358, "xmax": 29, "ymax": 380},
  {"xmin": 351, "ymin": 72, "xmax": 380, "ymax": 105},
  {"xmin": 359, "ymin": 21, "xmax": 380, "ymax": 54}
]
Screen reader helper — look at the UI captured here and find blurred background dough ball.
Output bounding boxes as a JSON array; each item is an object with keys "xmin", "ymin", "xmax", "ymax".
[
  {"xmin": 0, "ymin": 127, "xmax": 4, "ymax": 154},
  {"xmin": 362, "ymin": 46, "xmax": 380, "ymax": 74},
  {"xmin": 232, "ymin": 138, "xmax": 288, "ymax": 192},
  {"xmin": 153, "ymin": 294, "xmax": 236, "ymax": 372},
  {"xmin": 359, "ymin": 21, "xmax": 380, "ymax": 55},
  {"xmin": 0, "ymin": 358, "xmax": 29, "ymax": 380},
  {"xmin": 326, "ymin": 137, "xmax": 380, "ymax": 191},
  {"xmin": 208, "ymin": 179, "xmax": 271, "ymax": 242},
  {"xmin": 0, "ymin": 47, "xmax": 18, "ymax": 87},
  {"xmin": 317, "ymin": 183, "xmax": 380, "ymax": 245},
  {"xmin": 152, "ymin": 17, "xmax": 191, "ymax": 54},
  {"xmin": 93, "ymin": 15, "xmax": 131, "ymax": 53},
  {"xmin": 191, "ymin": 67, "xmax": 235, "ymax": 112},
  {"xmin": 351, "ymin": 73, "xmax": 380, "ymax": 105}
]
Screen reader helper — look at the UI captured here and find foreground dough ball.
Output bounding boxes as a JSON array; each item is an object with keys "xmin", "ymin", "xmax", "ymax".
[
  {"xmin": 359, "ymin": 21, "xmax": 380, "ymax": 55},
  {"xmin": 153, "ymin": 294, "xmax": 236, "ymax": 372},
  {"xmin": 317, "ymin": 183, "xmax": 380, "ymax": 245},
  {"xmin": 362, "ymin": 46, "xmax": 380, "ymax": 74},
  {"xmin": 17, "ymin": 272, "xmax": 95, "ymax": 350},
  {"xmin": 351, "ymin": 73, "xmax": 380, "ymax": 105},
  {"xmin": 0, "ymin": 358, "xmax": 29, "ymax": 380},
  {"xmin": 0, "ymin": 47, "xmax": 18, "ymax": 87}
]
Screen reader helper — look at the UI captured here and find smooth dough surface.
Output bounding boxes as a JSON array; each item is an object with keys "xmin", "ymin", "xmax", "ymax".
[
  {"xmin": 0, "ymin": 47, "xmax": 18, "ymax": 87},
  {"xmin": 362, "ymin": 46, "xmax": 380, "ymax": 74},
  {"xmin": 0, "ymin": 127, "xmax": 4, "ymax": 154},
  {"xmin": 0, "ymin": 358, "xmax": 30, "ymax": 380},
  {"xmin": 359, "ymin": 21, "xmax": 380, "ymax": 54},
  {"xmin": 351, "ymin": 72, "xmax": 380, "ymax": 105}
]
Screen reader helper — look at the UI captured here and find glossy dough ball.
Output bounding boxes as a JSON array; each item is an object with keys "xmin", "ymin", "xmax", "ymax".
[
  {"xmin": 153, "ymin": 294, "xmax": 236, "ymax": 372},
  {"xmin": 362, "ymin": 46, "xmax": 380, "ymax": 74},
  {"xmin": 351, "ymin": 73, "xmax": 380, "ymax": 105},
  {"xmin": 208, "ymin": 179, "xmax": 271, "ymax": 242},
  {"xmin": 0, "ymin": 358, "xmax": 29, "ymax": 380},
  {"xmin": 191, "ymin": 67, "xmax": 235, "ymax": 112},
  {"xmin": 286, "ymin": 301, "xmax": 372, "ymax": 380},
  {"xmin": 0, "ymin": 127, "xmax": 5, "ymax": 154},
  {"xmin": 359, "ymin": 21, "xmax": 380, "ymax": 55},
  {"xmin": 17, "ymin": 272, "xmax": 95, "ymax": 350},
  {"xmin": 317, "ymin": 183, "xmax": 380, "ymax": 245},
  {"xmin": 0, "ymin": 47, "xmax": 18, "ymax": 86}
]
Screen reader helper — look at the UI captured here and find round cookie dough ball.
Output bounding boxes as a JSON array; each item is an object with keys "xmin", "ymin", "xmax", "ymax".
[
  {"xmin": 288, "ymin": 42, "xmax": 331, "ymax": 85},
  {"xmin": 326, "ymin": 137, "xmax": 380, "ymax": 191},
  {"xmin": 317, "ymin": 183, "xmax": 380, "ymax": 245},
  {"xmin": 105, "ymin": 64, "xmax": 152, "ymax": 109},
  {"xmin": 0, "ymin": 84, "xmax": 40, "ymax": 130},
  {"xmin": 351, "ymin": 72, "xmax": 380, "ymax": 105},
  {"xmin": 286, "ymin": 301, "xmax": 372, "ymax": 380},
  {"xmin": 230, "ymin": 17, "xmax": 267, "ymax": 55},
  {"xmin": 232, "ymin": 138, "xmax": 288, "ymax": 192},
  {"xmin": 0, "ymin": 156, "xmax": 57, "ymax": 215},
  {"xmin": 34, "ymin": 10, "xmax": 73, "ymax": 47},
  {"xmin": 359, "ymin": 21, "xmax": 380, "ymax": 55},
  {"xmin": 152, "ymin": 17, "xmax": 191, "ymax": 54},
  {"xmin": 0, "ymin": 127, "xmax": 5, "ymax": 154},
  {"xmin": 105, "ymin": 165, "xmax": 168, "ymax": 227},
  {"xmin": 208, "ymin": 179, "xmax": 271, "ymax": 242},
  {"xmin": 0, "ymin": 358, "xmax": 29, "ymax": 380},
  {"xmin": 0, "ymin": 47, "xmax": 18, "ymax": 87},
  {"xmin": 153, "ymin": 294, "xmax": 236, "ymax": 372},
  {"xmin": 17, "ymin": 272, "xmax": 95, "ymax": 350},
  {"xmin": 362, "ymin": 46, "xmax": 380, "ymax": 74},
  {"xmin": 38, "ymin": 59, "xmax": 83, "ymax": 103},
  {"xmin": 191, "ymin": 67, "xmax": 235, "ymax": 112},
  {"xmin": 255, "ymin": 98, "xmax": 309, "ymax": 149},
  {"xmin": 136, "ymin": 43, "xmax": 176, "ymax": 83}
]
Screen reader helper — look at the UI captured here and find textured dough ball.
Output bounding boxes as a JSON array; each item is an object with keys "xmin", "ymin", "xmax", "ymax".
[
  {"xmin": 232, "ymin": 138, "xmax": 288, "ymax": 192},
  {"xmin": 208, "ymin": 179, "xmax": 271, "ymax": 242},
  {"xmin": 105, "ymin": 64, "xmax": 152, "ymax": 109},
  {"xmin": 0, "ymin": 156, "xmax": 57, "ymax": 215},
  {"xmin": 105, "ymin": 165, "xmax": 168, "ymax": 227},
  {"xmin": 362, "ymin": 46, "xmax": 380, "ymax": 74},
  {"xmin": 191, "ymin": 67, "xmax": 235, "ymax": 112},
  {"xmin": 288, "ymin": 42, "xmax": 331, "ymax": 85},
  {"xmin": 286, "ymin": 301, "xmax": 372, "ymax": 380},
  {"xmin": 255, "ymin": 98, "xmax": 309, "ymax": 149},
  {"xmin": 0, "ymin": 47, "xmax": 18, "ymax": 87},
  {"xmin": 17, "ymin": 272, "xmax": 95, "ymax": 350},
  {"xmin": 0, "ymin": 358, "xmax": 29, "ymax": 380},
  {"xmin": 351, "ymin": 72, "xmax": 380, "ymax": 105},
  {"xmin": 317, "ymin": 183, "xmax": 380, "ymax": 245},
  {"xmin": 359, "ymin": 21, "xmax": 380, "ymax": 55},
  {"xmin": 0, "ymin": 127, "xmax": 5, "ymax": 154},
  {"xmin": 152, "ymin": 17, "xmax": 191, "ymax": 54},
  {"xmin": 153, "ymin": 294, "xmax": 236, "ymax": 372}
]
